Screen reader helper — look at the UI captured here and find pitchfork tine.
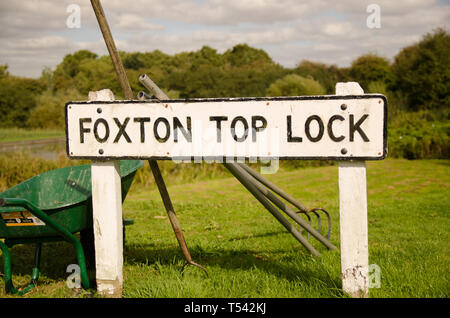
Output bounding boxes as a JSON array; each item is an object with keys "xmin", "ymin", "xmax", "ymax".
[
  {"xmin": 297, "ymin": 211, "xmax": 312, "ymax": 240},
  {"xmin": 309, "ymin": 209, "xmax": 322, "ymax": 235},
  {"xmin": 311, "ymin": 208, "xmax": 332, "ymax": 240}
]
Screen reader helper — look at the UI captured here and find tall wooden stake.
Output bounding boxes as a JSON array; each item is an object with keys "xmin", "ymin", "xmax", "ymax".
[
  {"xmin": 90, "ymin": 0, "xmax": 133, "ymax": 99},
  {"xmin": 89, "ymin": 1, "xmax": 204, "ymax": 296}
]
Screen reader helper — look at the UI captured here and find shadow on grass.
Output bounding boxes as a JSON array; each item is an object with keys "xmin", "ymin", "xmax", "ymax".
[
  {"xmin": 0, "ymin": 240, "xmax": 97, "ymax": 293},
  {"xmin": 226, "ymin": 230, "xmax": 287, "ymax": 242},
  {"xmin": 432, "ymin": 160, "xmax": 450, "ymax": 167},
  {"xmin": 0, "ymin": 242, "xmax": 77, "ymax": 277},
  {"xmin": 1, "ymin": 232, "xmax": 341, "ymax": 297},
  {"xmin": 124, "ymin": 240, "xmax": 343, "ymax": 297}
]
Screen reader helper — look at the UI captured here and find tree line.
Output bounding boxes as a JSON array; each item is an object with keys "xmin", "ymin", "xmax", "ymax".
[{"xmin": 0, "ymin": 28, "xmax": 448, "ymax": 158}]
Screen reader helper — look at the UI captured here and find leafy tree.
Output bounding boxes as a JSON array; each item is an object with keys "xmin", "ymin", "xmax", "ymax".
[
  {"xmin": 224, "ymin": 44, "xmax": 273, "ymax": 67},
  {"xmin": 122, "ymin": 52, "xmax": 145, "ymax": 70},
  {"xmin": 194, "ymin": 46, "xmax": 223, "ymax": 68},
  {"xmin": 391, "ymin": 28, "xmax": 449, "ymax": 110},
  {"xmin": 53, "ymin": 50, "xmax": 98, "ymax": 91},
  {"xmin": 267, "ymin": 74, "xmax": 326, "ymax": 96},
  {"xmin": 73, "ymin": 55, "xmax": 119, "ymax": 96},
  {"xmin": 62, "ymin": 50, "xmax": 98, "ymax": 77},
  {"xmin": 349, "ymin": 53, "xmax": 393, "ymax": 91},
  {"xmin": 27, "ymin": 88, "xmax": 84, "ymax": 129},
  {"xmin": 162, "ymin": 44, "xmax": 285, "ymax": 98},
  {"xmin": 0, "ymin": 64, "xmax": 9, "ymax": 78},
  {"xmin": 0, "ymin": 75, "xmax": 46, "ymax": 127},
  {"xmin": 295, "ymin": 60, "xmax": 348, "ymax": 94}
]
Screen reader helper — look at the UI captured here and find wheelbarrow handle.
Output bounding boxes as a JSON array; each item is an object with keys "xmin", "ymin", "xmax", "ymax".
[
  {"xmin": 0, "ymin": 197, "xmax": 90, "ymax": 290},
  {"xmin": 0, "ymin": 198, "xmax": 74, "ymax": 241}
]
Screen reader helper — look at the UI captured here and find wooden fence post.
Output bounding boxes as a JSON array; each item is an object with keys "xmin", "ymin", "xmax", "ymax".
[
  {"xmin": 88, "ymin": 89, "xmax": 123, "ymax": 297},
  {"xmin": 336, "ymin": 82, "xmax": 369, "ymax": 298}
]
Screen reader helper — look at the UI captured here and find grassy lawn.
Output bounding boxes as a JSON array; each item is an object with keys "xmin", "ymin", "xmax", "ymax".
[
  {"xmin": 0, "ymin": 128, "xmax": 64, "ymax": 143},
  {"xmin": 0, "ymin": 159, "xmax": 448, "ymax": 298}
]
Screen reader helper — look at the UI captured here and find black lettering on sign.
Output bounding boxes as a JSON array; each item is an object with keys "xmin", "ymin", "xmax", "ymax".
[
  {"xmin": 305, "ymin": 115, "xmax": 324, "ymax": 142},
  {"xmin": 350, "ymin": 114, "xmax": 370, "ymax": 142},
  {"xmin": 327, "ymin": 115, "xmax": 345, "ymax": 142},
  {"xmin": 287, "ymin": 115, "xmax": 302, "ymax": 142},
  {"xmin": 134, "ymin": 117, "xmax": 151, "ymax": 143},
  {"xmin": 79, "ymin": 118, "xmax": 92, "ymax": 143},
  {"xmin": 154, "ymin": 118, "xmax": 170, "ymax": 143},
  {"xmin": 173, "ymin": 117, "xmax": 192, "ymax": 143},
  {"xmin": 93, "ymin": 118, "xmax": 109, "ymax": 143},
  {"xmin": 113, "ymin": 117, "xmax": 131, "ymax": 143},
  {"xmin": 231, "ymin": 116, "xmax": 249, "ymax": 142},
  {"xmin": 251, "ymin": 116, "xmax": 267, "ymax": 142},
  {"xmin": 209, "ymin": 116, "xmax": 228, "ymax": 142}
]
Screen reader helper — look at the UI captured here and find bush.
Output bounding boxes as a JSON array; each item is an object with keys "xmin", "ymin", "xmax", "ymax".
[
  {"xmin": 0, "ymin": 150, "xmax": 337, "ymax": 194},
  {"xmin": 26, "ymin": 89, "xmax": 84, "ymax": 129},
  {"xmin": 388, "ymin": 110, "xmax": 449, "ymax": 159},
  {"xmin": 0, "ymin": 152, "xmax": 87, "ymax": 192},
  {"xmin": 295, "ymin": 60, "xmax": 348, "ymax": 94},
  {"xmin": 267, "ymin": 74, "xmax": 326, "ymax": 96}
]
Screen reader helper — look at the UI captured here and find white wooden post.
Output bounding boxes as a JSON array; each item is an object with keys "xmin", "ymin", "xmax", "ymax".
[
  {"xmin": 336, "ymin": 82, "xmax": 369, "ymax": 298},
  {"xmin": 89, "ymin": 89, "xmax": 124, "ymax": 297}
]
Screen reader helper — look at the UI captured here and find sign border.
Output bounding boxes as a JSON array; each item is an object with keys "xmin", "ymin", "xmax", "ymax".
[{"xmin": 65, "ymin": 94, "xmax": 388, "ymax": 161}]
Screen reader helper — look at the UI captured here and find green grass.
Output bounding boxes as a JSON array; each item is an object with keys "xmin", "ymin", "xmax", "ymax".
[
  {"xmin": 0, "ymin": 128, "xmax": 64, "ymax": 143},
  {"xmin": 0, "ymin": 159, "xmax": 449, "ymax": 298}
]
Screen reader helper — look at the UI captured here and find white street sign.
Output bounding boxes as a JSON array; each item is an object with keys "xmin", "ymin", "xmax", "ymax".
[{"xmin": 65, "ymin": 95, "xmax": 387, "ymax": 160}]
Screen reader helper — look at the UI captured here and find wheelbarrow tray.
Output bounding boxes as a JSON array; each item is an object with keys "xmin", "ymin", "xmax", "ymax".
[{"xmin": 0, "ymin": 160, "xmax": 143, "ymax": 239}]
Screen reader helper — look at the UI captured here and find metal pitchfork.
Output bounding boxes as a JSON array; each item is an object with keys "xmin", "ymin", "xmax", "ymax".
[
  {"xmin": 137, "ymin": 79, "xmax": 336, "ymax": 256},
  {"xmin": 236, "ymin": 163, "xmax": 332, "ymax": 242}
]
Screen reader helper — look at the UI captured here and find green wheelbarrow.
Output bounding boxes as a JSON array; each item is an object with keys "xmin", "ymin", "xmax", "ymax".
[{"xmin": 0, "ymin": 160, "xmax": 144, "ymax": 295}]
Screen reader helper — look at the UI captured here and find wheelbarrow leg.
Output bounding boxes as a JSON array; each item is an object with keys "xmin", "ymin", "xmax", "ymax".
[
  {"xmin": 148, "ymin": 160, "xmax": 208, "ymax": 276},
  {"xmin": 0, "ymin": 239, "xmax": 15, "ymax": 294},
  {"xmin": 0, "ymin": 198, "xmax": 90, "ymax": 292},
  {"xmin": 80, "ymin": 228, "xmax": 95, "ymax": 270},
  {"xmin": 0, "ymin": 241, "xmax": 41, "ymax": 295},
  {"xmin": 30, "ymin": 243, "xmax": 41, "ymax": 288}
]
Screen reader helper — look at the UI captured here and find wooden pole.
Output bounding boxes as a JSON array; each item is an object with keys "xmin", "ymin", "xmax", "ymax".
[
  {"xmin": 148, "ymin": 160, "xmax": 208, "ymax": 275},
  {"xmin": 336, "ymin": 82, "xmax": 369, "ymax": 298},
  {"xmin": 90, "ymin": 0, "xmax": 133, "ymax": 99},
  {"xmin": 89, "ymin": 89, "xmax": 123, "ymax": 297}
]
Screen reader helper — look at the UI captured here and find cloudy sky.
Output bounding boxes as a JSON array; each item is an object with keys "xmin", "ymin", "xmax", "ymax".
[{"xmin": 0, "ymin": 0, "xmax": 448, "ymax": 78}]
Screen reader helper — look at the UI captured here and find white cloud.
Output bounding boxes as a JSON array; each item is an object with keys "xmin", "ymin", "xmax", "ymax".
[
  {"xmin": 322, "ymin": 22, "xmax": 356, "ymax": 37},
  {"xmin": 114, "ymin": 14, "xmax": 164, "ymax": 30},
  {"xmin": 103, "ymin": 0, "xmax": 327, "ymax": 25},
  {"xmin": 0, "ymin": 0, "xmax": 448, "ymax": 77}
]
